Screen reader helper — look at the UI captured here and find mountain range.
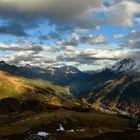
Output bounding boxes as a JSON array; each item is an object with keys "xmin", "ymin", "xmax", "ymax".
[{"xmin": 0, "ymin": 58, "xmax": 140, "ymax": 116}]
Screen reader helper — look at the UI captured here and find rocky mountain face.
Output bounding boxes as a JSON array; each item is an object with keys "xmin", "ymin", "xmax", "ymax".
[
  {"xmin": 86, "ymin": 59, "xmax": 140, "ymax": 115},
  {"xmin": 0, "ymin": 58, "xmax": 140, "ymax": 115},
  {"xmin": 87, "ymin": 74, "xmax": 140, "ymax": 114},
  {"xmin": 111, "ymin": 58, "xmax": 138, "ymax": 73}
]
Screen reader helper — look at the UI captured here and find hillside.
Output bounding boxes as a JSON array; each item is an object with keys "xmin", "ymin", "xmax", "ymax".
[
  {"xmin": 0, "ymin": 71, "xmax": 69, "ymax": 99},
  {"xmin": 0, "ymin": 61, "xmax": 93, "ymax": 98},
  {"xmin": 86, "ymin": 59, "xmax": 140, "ymax": 116},
  {"xmin": 0, "ymin": 64, "xmax": 139, "ymax": 140},
  {"xmin": 0, "ymin": 71, "xmax": 91, "ymax": 114},
  {"xmin": 0, "ymin": 59, "xmax": 140, "ymax": 116}
]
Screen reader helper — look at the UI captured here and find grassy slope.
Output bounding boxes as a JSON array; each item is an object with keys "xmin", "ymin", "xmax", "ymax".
[
  {"xmin": 0, "ymin": 110, "xmax": 128, "ymax": 137},
  {"xmin": 0, "ymin": 71, "xmax": 130, "ymax": 139},
  {"xmin": 0, "ymin": 70, "xmax": 91, "ymax": 113},
  {"xmin": 0, "ymin": 71, "xmax": 68, "ymax": 100}
]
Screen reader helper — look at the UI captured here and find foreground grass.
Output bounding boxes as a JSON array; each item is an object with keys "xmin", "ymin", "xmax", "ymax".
[{"xmin": 0, "ymin": 110, "xmax": 128, "ymax": 137}]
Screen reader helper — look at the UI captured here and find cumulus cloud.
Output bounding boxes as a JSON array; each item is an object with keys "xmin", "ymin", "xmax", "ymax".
[
  {"xmin": 80, "ymin": 35, "xmax": 107, "ymax": 45},
  {"xmin": 56, "ymin": 34, "xmax": 107, "ymax": 47},
  {"xmin": 4, "ymin": 51, "xmax": 43, "ymax": 65},
  {"xmin": 56, "ymin": 48, "xmax": 131, "ymax": 66},
  {"xmin": 119, "ymin": 29, "xmax": 140, "ymax": 49},
  {"xmin": 121, "ymin": 39, "xmax": 140, "ymax": 49},
  {"xmin": 5, "ymin": 51, "xmax": 57, "ymax": 66},
  {"xmin": 102, "ymin": 1, "xmax": 140, "ymax": 27},
  {"xmin": 62, "ymin": 34, "xmax": 79, "ymax": 47},
  {"xmin": 0, "ymin": 0, "xmax": 140, "ymax": 70},
  {"xmin": 1, "ymin": 41, "xmax": 139, "ymax": 70}
]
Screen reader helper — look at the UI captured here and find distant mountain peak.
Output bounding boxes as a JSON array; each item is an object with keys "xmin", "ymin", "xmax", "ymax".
[
  {"xmin": 25, "ymin": 64, "xmax": 32, "ymax": 68},
  {"xmin": 61, "ymin": 65, "xmax": 80, "ymax": 71},
  {"xmin": 111, "ymin": 58, "xmax": 136, "ymax": 73},
  {"xmin": 0, "ymin": 61, "xmax": 6, "ymax": 66}
]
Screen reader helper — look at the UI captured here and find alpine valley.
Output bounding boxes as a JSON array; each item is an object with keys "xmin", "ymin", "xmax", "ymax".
[{"xmin": 0, "ymin": 58, "xmax": 140, "ymax": 140}]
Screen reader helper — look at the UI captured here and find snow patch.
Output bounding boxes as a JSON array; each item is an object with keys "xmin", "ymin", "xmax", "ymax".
[
  {"xmin": 67, "ymin": 129, "xmax": 75, "ymax": 133},
  {"xmin": 37, "ymin": 132, "xmax": 49, "ymax": 137},
  {"xmin": 99, "ymin": 130, "xmax": 103, "ymax": 134},
  {"xmin": 111, "ymin": 58, "xmax": 137, "ymax": 73},
  {"xmin": 56, "ymin": 124, "xmax": 65, "ymax": 132}
]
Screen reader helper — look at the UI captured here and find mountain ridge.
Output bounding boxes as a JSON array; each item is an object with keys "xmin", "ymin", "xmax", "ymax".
[{"xmin": 0, "ymin": 59, "xmax": 140, "ymax": 116}]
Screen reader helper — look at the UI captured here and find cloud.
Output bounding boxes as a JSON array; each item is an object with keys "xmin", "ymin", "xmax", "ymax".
[
  {"xmin": 0, "ymin": 25, "xmax": 28, "ymax": 36},
  {"xmin": 39, "ymin": 31, "xmax": 62, "ymax": 41},
  {"xmin": 0, "ymin": 0, "xmax": 140, "ymax": 70},
  {"xmin": 127, "ymin": 30, "xmax": 140, "ymax": 40},
  {"xmin": 62, "ymin": 39, "xmax": 78, "ymax": 47},
  {"xmin": 0, "ymin": 16, "xmax": 42, "ymax": 36},
  {"xmin": 0, "ymin": 0, "xmax": 139, "ymax": 37},
  {"xmin": 56, "ymin": 48, "xmax": 130, "ymax": 66},
  {"xmin": 113, "ymin": 34, "xmax": 125, "ymax": 39},
  {"xmin": 62, "ymin": 34, "xmax": 79, "ymax": 47},
  {"xmin": 56, "ymin": 34, "xmax": 107, "ymax": 47},
  {"xmin": 0, "ymin": 0, "xmax": 103, "ymax": 28},
  {"xmin": 119, "ymin": 29, "xmax": 140, "ymax": 49},
  {"xmin": 102, "ymin": 1, "xmax": 140, "ymax": 27},
  {"xmin": 121, "ymin": 39, "xmax": 140, "ymax": 49},
  {"xmin": 4, "ymin": 50, "xmax": 58, "ymax": 66},
  {"xmin": 113, "ymin": 30, "xmax": 140, "ymax": 40},
  {"xmin": 80, "ymin": 35, "xmax": 107, "ymax": 45},
  {"xmin": 1, "ymin": 41, "xmax": 139, "ymax": 70},
  {"xmin": 0, "ymin": 43, "xmax": 44, "ymax": 53},
  {"xmin": 122, "ymin": 49, "xmax": 140, "ymax": 66},
  {"xmin": 4, "ymin": 51, "xmax": 42, "ymax": 65}
]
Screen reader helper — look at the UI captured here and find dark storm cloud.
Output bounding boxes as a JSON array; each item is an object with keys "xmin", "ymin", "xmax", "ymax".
[
  {"xmin": 0, "ymin": 15, "xmax": 42, "ymax": 36},
  {"xmin": 0, "ymin": 0, "xmax": 103, "ymax": 34},
  {"xmin": 0, "ymin": 0, "xmax": 139, "ymax": 37}
]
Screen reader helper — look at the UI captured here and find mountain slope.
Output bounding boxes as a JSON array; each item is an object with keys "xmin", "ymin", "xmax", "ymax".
[
  {"xmin": 0, "ymin": 59, "xmax": 140, "ymax": 115},
  {"xmin": 86, "ymin": 59, "xmax": 140, "ymax": 115},
  {"xmin": 111, "ymin": 58, "xmax": 137, "ymax": 73},
  {"xmin": 0, "ymin": 71, "xmax": 69, "ymax": 99},
  {"xmin": 0, "ymin": 61, "xmax": 93, "ymax": 97},
  {"xmin": 0, "ymin": 70, "xmax": 91, "ymax": 113}
]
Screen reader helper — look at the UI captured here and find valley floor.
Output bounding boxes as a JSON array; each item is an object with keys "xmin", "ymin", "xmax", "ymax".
[{"xmin": 0, "ymin": 109, "xmax": 139, "ymax": 140}]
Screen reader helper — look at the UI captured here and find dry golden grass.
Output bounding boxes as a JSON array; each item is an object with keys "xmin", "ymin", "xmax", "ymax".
[{"xmin": 0, "ymin": 70, "xmax": 68, "ymax": 100}]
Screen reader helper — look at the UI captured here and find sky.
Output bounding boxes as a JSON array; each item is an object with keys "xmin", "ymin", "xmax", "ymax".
[{"xmin": 0, "ymin": 0, "xmax": 140, "ymax": 71}]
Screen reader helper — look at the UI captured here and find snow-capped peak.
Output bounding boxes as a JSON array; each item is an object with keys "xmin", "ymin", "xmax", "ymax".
[
  {"xmin": 0, "ymin": 61, "xmax": 6, "ymax": 66},
  {"xmin": 111, "ymin": 58, "xmax": 137, "ymax": 73}
]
